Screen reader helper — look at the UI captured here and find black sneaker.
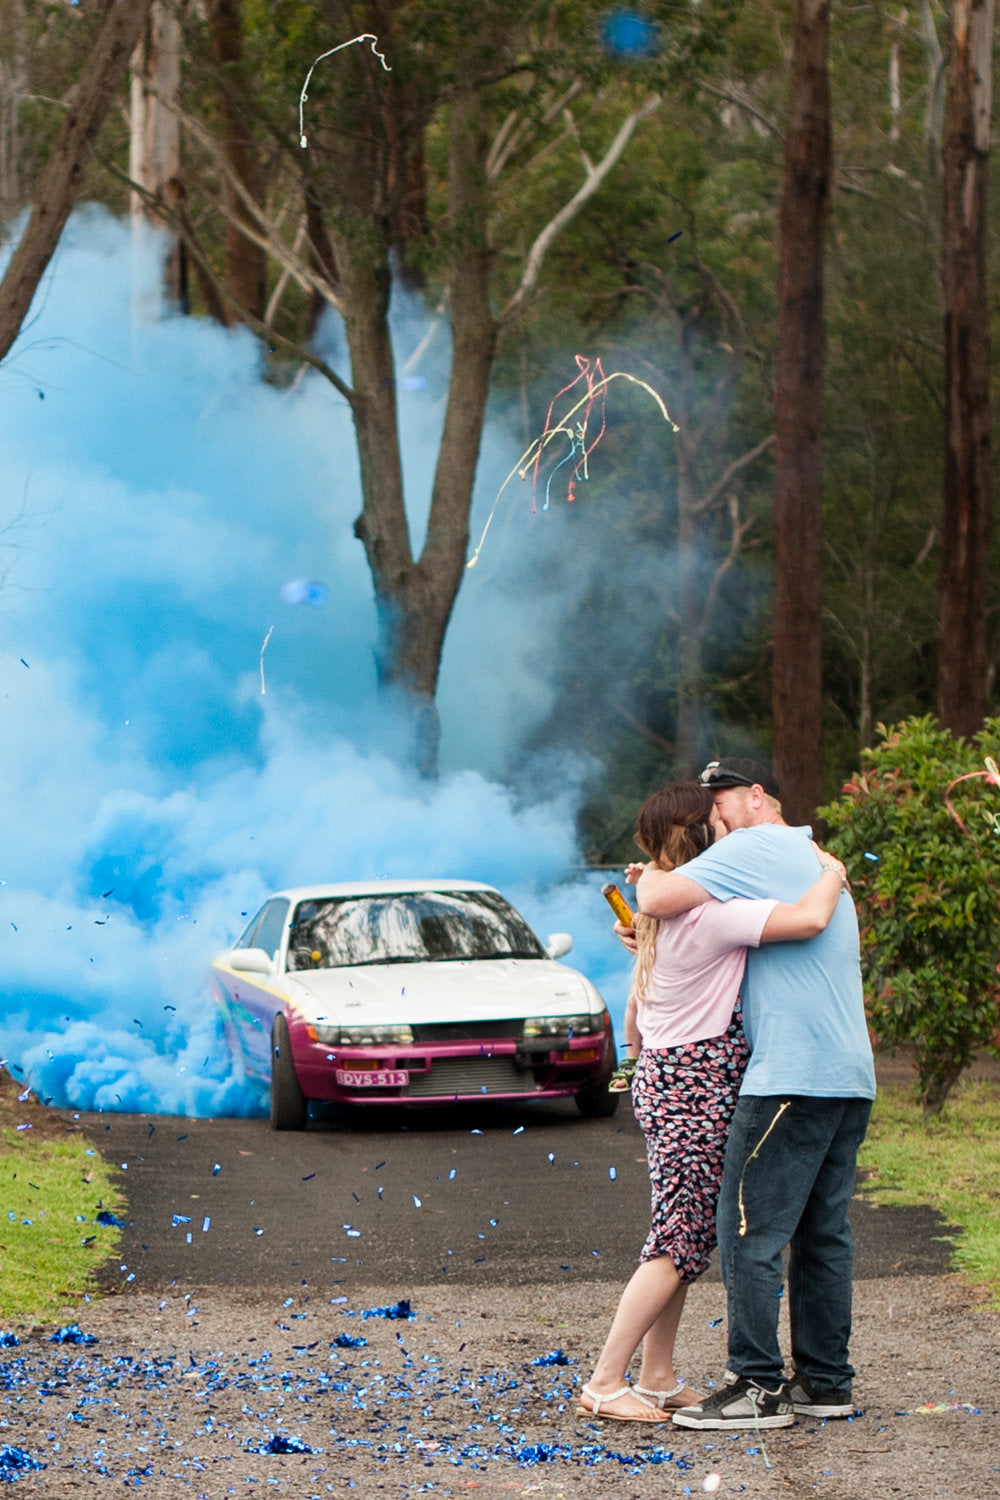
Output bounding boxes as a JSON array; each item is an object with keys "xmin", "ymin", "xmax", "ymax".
[
  {"xmin": 786, "ymin": 1374, "xmax": 855, "ymax": 1418},
  {"xmin": 671, "ymin": 1375, "xmax": 794, "ymax": 1430}
]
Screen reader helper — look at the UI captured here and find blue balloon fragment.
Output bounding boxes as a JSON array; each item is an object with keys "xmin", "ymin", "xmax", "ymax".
[
  {"xmin": 331, "ymin": 1334, "xmax": 367, "ymax": 1349},
  {"xmin": 530, "ymin": 1348, "xmax": 570, "ymax": 1366},
  {"xmin": 601, "ymin": 8, "xmax": 659, "ymax": 58},
  {"xmin": 280, "ymin": 578, "xmax": 329, "ymax": 606},
  {"xmin": 0, "ymin": 1335, "xmax": 18, "ymax": 1349},
  {"xmin": 95, "ymin": 1210, "xmax": 125, "ymax": 1228}
]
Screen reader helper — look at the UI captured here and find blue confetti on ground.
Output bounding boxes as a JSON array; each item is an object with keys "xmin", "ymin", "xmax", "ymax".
[
  {"xmin": 48, "ymin": 1324, "xmax": 97, "ymax": 1345},
  {"xmin": 254, "ymin": 1434, "xmax": 316, "ymax": 1454},
  {"xmin": 359, "ymin": 1299, "xmax": 414, "ymax": 1321},
  {"xmin": 0, "ymin": 1445, "xmax": 44, "ymax": 1478}
]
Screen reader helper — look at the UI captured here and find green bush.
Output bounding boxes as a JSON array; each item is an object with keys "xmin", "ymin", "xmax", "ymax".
[{"xmin": 819, "ymin": 715, "xmax": 1000, "ymax": 1116}]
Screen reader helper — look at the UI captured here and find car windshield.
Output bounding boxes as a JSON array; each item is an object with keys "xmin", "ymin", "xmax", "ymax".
[{"xmin": 286, "ymin": 889, "xmax": 547, "ymax": 970}]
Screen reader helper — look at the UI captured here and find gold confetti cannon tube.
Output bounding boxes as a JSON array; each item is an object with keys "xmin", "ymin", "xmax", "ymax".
[{"xmin": 601, "ymin": 882, "xmax": 635, "ymax": 926}]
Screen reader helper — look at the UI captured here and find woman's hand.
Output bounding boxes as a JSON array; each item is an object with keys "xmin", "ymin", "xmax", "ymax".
[
  {"xmin": 614, "ymin": 919, "xmax": 638, "ymax": 954},
  {"xmin": 810, "ymin": 841, "xmax": 848, "ymax": 887}
]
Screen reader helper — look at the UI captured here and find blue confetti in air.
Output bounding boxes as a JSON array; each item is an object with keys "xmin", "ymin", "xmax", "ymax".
[
  {"xmin": 864, "ymin": 852, "xmax": 879, "ymax": 861},
  {"xmin": 601, "ymin": 8, "xmax": 659, "ymax": 58}
]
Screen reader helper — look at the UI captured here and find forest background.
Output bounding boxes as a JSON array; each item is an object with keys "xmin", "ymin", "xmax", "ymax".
[{"xmin": 2, "ymin": 0, "xmax": 997, "ymax": 863}]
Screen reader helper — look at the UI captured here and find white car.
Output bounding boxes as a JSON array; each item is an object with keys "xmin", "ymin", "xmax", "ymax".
[{"xmin": 211, "ymin": 880, "xmax": 619, "ymax": 1129}]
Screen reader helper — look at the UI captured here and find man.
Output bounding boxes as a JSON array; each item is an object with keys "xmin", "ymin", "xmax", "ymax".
[{"xmin": 621, "ymin": 757, "xmax": 876, "ymax": 1431}]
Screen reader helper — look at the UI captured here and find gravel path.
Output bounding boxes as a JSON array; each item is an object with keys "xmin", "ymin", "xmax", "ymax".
[
  {"xmin": 1, "ymin": 1273, "xmax": 996, "ymax": 1496},
  {"xmin": 3, "ymin": 1052, "xmax": 997, "ymax": 1495}
]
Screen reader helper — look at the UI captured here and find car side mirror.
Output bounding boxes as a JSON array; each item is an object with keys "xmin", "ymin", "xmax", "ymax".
[
  {"xmin": 226, "ymin": 946, "xmax": 274, "ymax": 974},
  {"xmin": 545, "ymin": 933, "xmax": 573, "ymax": 960}
]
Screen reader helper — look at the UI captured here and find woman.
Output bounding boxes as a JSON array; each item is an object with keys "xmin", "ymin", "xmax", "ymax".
[{"xmin": 577, "ymin": 781, "xmax": 846, "ymax": 1423}]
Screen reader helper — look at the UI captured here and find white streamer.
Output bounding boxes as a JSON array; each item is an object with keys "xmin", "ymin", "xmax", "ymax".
[{"xmin": 299, "ymin": 34, "xmax": 392, "ymax": 148}]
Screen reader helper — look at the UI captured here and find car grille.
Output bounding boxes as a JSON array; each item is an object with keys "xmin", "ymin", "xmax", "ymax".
[
  {"xmin": 400, "ymin": 1056, "xmax": 544, "ymax": 1097},
  {"xmin": 409, "ymin": 1019, "xmax": 524, "ymax": 1042}
]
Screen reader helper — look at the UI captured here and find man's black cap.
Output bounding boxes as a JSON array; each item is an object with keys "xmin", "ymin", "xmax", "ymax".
[{"xmin": 699, "ymin": 757, "xmax": 780, "ymax": 799}]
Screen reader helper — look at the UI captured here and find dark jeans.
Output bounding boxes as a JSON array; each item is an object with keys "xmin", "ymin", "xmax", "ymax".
[{"xmin": 716, "ymin": 1094, "xmax": 873, "ymax": 1389}]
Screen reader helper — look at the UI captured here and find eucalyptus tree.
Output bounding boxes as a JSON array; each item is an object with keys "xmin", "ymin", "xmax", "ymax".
[
  {"xmin": 771, "ymin": 0, "xmax": 832, "ymax": 825},
  {"xmin": 936, "ymin": 0, "xmax": 994, "ymax": 738},
  {"xmin": 143, "ymin": 0, "xmax": 734, "ymax": 769},
  {"xmin": 0, "ymin": 0, "xmax": 156, "ymax": 362}
]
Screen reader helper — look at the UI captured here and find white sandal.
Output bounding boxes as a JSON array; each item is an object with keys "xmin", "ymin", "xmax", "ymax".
[
  {"xmin": 576, "ymin": 1383, "xmax": 671, "ymax": 1423},
  {"xmin": 635, "ymin": 1381, "xmax": 705, "ymax": 1411}
]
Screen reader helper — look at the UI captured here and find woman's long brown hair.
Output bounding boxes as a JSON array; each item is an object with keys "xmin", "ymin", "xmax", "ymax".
[{"xmin": 633, "ymin": 781, "xmax": 715, "ymax": 1002}]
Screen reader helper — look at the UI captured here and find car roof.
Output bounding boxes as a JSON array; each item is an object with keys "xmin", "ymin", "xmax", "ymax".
[{"xmin": 271, "ymin": 879, "xmax": 502, "ymax": 903}]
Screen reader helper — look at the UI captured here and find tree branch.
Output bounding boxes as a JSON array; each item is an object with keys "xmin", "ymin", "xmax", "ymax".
[
  {"xmin": 502, "ymin": 94, "xmax": 662, "ymax": 321},
  {"xmin": 107, "ymin": 160, "xmax": 356, "ymax": 403},
  {"xmin": 0, "ymin": 0, "xmax": 156, "ymax": 362},
  {"xmin": 697, "ymin": 79, "xmax": 784, "ymax": 142},
  {"xmin": 694, "ymin": 432, "xmax": 775, "ymax": 516},
  {"xmin": 147, "ymin": 85, "xmax": 345, "ymax": 317}
]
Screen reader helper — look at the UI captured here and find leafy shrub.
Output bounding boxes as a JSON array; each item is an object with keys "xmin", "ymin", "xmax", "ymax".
[{"xmin": 819, "ymin": 715, "xmax": 1000, "ymax": 1116}]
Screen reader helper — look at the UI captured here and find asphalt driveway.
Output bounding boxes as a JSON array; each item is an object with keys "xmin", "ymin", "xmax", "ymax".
[{"xmin": 85, "ymin": 1095, "xmax": 955, "ymax": 1294}]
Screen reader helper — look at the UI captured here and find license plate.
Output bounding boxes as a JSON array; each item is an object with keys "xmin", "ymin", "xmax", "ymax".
[{"xmin": 335, "ymin": 1068, "xmax": 408, "ymax": 1088}]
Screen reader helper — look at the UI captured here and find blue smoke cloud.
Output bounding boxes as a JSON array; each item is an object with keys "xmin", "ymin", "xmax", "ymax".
[{"xmin": 0, "ymin": 211, "xmax": 630, "ymax": 1116}]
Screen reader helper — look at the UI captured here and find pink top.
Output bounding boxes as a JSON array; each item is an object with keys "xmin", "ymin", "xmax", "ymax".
[{"xmin": 636, "ymin": 898, "xmax": 778, "ymax": 1049}]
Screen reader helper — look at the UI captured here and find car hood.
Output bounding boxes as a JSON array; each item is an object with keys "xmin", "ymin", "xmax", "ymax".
[{"xmin": 281, "ymin": 958, "xmax": 601, "ymax": 1025}]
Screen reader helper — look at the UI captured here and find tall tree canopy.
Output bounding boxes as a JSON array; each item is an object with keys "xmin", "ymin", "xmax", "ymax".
[{"xmin": 1, "ymin": 0, "xmax": 997, "ymax": 833}]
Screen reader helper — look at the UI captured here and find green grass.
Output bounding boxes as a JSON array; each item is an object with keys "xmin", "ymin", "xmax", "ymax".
[
  {"xmin": 0, "ymin": 1126, "xmax": 125, "ymax": 1322},
  {"xmin": 859, "ymin": 1080, "xmax": 1000, "ymax": 1306}
]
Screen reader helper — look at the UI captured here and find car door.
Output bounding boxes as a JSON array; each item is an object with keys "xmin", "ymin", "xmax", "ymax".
[{"xmin": 218, "ymin": 899, "xmax": 290, "ymax": 1082}]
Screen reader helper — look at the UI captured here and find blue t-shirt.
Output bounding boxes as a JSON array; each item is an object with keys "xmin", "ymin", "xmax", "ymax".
[{"xmin": 679, "ymin": 824, "xmax": 876, "ymax": 1099}]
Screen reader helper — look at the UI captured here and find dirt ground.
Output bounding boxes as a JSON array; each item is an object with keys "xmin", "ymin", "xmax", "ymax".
[
  {"xmin": 1, "ymin": 1053, "xmax": 998, "ymax": 1496},
  {"xmin": 1, "ymin": 1273, "xmax": 997, "ymax": 1497}
]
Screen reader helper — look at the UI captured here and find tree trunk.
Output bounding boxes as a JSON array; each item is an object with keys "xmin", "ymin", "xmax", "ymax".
[
  {"xmin": 130, "ymin": 0, "xmax": 186, "ymax": 309},
  {"xmin": 0, "ymin": 0, "xmax": 28, "ymax": 226},
  {"xmin": 771, "ymin": 0, "xmax": 831, "ymax": 825},
  {"xmin": 206, "ymin": 0, "xmax": 267, "ymax": 325},
  {"xmin": 0, "ymin": 0, "xmax": 156, "ymax": 363},
  {"xmin": 350, "ymin": 90, "xmax": 497, "ymax": 774},
  {"xmin": 936, "ymin": 0, "xmax": 993, "ymax": 738}
]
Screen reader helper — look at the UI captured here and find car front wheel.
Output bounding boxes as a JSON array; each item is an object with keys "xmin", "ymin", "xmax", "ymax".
[
  {"xmin": 270, "ymin": 1014, "xmax": 308, "ymax": 1130},
  {"xmin": 574, "ymin": 1076, "xmax": 621, "ymax": 1119}
]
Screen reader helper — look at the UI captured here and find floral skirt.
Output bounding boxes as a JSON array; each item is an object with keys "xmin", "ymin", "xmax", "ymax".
[{"xmin": 631, "ymin": 1009, "xmax": 750, "ymax": 1283}]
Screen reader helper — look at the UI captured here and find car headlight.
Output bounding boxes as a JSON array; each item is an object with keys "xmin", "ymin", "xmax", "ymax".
[
  {"xmin": 310, "ymin": 1023, "xmax": 414, "ymax": 1046},
  {"xmin": 522, "ymin": 1014, "xmax": 598, "ymax": 1040}
]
